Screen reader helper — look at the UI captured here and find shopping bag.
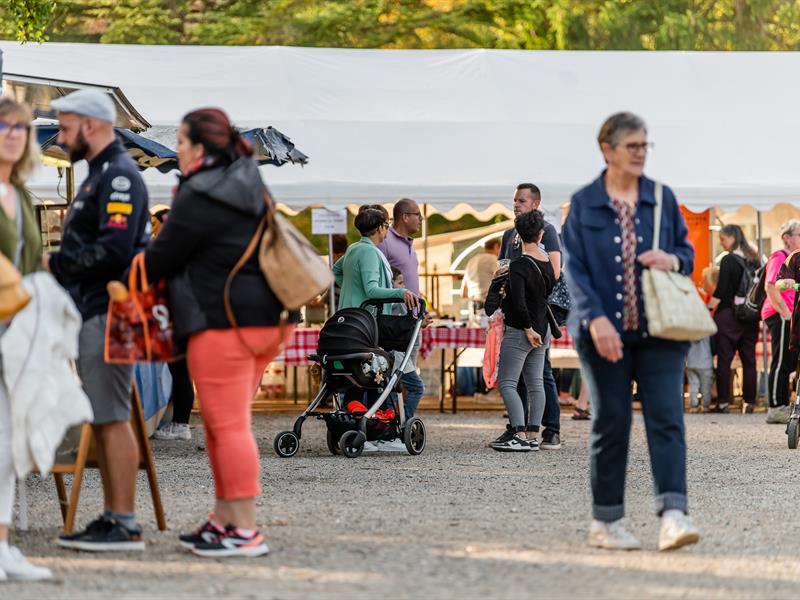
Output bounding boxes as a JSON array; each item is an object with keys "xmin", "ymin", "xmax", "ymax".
[{"xmin": 104, "ymin": 253, "xmax": 179, "ymax": 364}]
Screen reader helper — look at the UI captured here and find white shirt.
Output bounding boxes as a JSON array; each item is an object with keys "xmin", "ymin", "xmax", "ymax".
[{"xmin": 463, "ymin": 252, "xmax": 498, "ymax": 302}]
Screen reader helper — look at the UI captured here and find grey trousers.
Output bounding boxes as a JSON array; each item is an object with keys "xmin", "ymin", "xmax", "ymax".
[
  {"xmin": 686, "ymin": 368, "xmax": 713, "ymax": 408},
  {"xmin": 498, "ymin": 326, "xmax": 550, "ymax": 431}
]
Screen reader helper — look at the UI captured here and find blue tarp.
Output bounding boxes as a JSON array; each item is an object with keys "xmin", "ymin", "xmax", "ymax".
[
  {"xmin": 38, "ymin": 126, "xmax": 177, "ymax": 173},
  {"xmin": 38, "ymin": 125, "xmax": 307, "ymax": 172}
]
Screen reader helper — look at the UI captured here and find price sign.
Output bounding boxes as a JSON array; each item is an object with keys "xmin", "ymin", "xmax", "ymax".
[{"xmin": 311, "ymin": 208, "xmax": 348, "ymax": 235}]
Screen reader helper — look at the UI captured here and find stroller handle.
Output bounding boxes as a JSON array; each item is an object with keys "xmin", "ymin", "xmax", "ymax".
[{"xmin": 360, "ymin": 297, "xmax": 427, "ymax": 318}]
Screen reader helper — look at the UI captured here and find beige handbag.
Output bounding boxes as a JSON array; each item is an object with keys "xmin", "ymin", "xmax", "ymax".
[
  {"xmin": 225, "ymin": 187, "xmax": 333, "ymax": 322},
  {"xmin": 641, "ymin": 182, "xmax": 717, "ymax": 341}
]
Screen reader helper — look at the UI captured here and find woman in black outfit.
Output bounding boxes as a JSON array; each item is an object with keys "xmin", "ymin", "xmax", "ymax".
[
  {"xmin": 489, "ymin": 210, "xmax": 555, "ymax": 452},
  {"xmin": 709, "ymin": 224, "xmax": 761, "ymax": 413}
]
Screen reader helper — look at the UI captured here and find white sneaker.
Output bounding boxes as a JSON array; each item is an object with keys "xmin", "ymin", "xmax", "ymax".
[
  {"xmin": 588, "ymin": 519, "xmax": 642, "ymax": 550},
  {"xmin": 362, "ymin": 441, "xmax": 379, "ymax": 453},
  {"xmin": 375, "ymin": 438, "xmax": 407, "ymax": 452},
  {"xmin": 658, "ymin": 511, "xmax": 700, "ymax": 551},
  {"xmin": 153, "ymin": 422, "xmax": 191, "ymax": 441},
  {"xmin": 0, "ymin": 546, "xmax": 52, "ymax": 581}
]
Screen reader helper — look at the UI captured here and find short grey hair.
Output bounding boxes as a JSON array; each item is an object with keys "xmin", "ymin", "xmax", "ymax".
[
  {"xmin": 780, "ymin": 219, "xmax": 800, "ymax": 238},
  {"xmin": 598, "ymin": 112, "xmax": 647, "ymax": 148}
]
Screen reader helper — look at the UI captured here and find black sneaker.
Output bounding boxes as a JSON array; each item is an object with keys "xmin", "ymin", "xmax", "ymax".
[
  {"xmin": 527, "ymin": 437, "xmax": 540, "ymax": 451},
  {"xmin": 491, "ymin": 434, "xmax": 531, "ymax": 452},
  {"xmin": 191, "ymin": 526, "xmax": 269, "ymax": 558},
  {"xmin": 540, "ymin": 431, "xmax": 562, "ymax": 450},
  {"xmin": 489, "ymin": 425, "xmax": 516, "ymax": 449},
  {"xmin": 709, "ymin": 404, "xmax": 730, "ymax": 414},
  {"xmin": 57, "ymin": 516, "xmax": 144, "ymax": 552},
  {"xmin": 179, "ymin": 516, "xmax": 226, "ymax": 550}
]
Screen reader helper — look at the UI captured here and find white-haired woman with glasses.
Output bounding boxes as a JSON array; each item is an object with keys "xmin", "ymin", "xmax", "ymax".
[
  {"xmin": 762, "ymin": 220, "xmax": 800, "ymax": 423},
  {"xmin": 563, "ymin": 112, "xmax": 699, "ymax": 552}
]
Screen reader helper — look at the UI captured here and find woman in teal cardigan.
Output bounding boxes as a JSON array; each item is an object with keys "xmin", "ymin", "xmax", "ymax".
[{"xmin": 334, "ymin": 206, "xmax": 418, "ymax": 314}]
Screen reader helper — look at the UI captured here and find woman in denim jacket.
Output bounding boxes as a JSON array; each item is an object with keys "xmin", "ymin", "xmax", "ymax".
[{"xmin": 562, "ymin": 112, "xmax": 699, "ymax": 552}]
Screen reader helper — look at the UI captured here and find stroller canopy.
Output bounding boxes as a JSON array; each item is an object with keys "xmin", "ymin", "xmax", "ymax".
[{"xmin": 318, "ymin": 308, "xmax": 379, "ymax": 355}]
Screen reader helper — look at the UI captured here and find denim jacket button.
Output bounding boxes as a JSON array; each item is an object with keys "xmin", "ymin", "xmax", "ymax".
[
  {"xmin": 616, "ymin": 275, "xmax": 623, "ymax": 282},
  {"xmin": 614, "ymin": 255, "xmax": 621, "ymax": 263},
  {"xmin": 637, "ymin": 236, "xmax": 644, "ymax": 243},
  {"xmin": 615, "ymin": 312, "xmax": 622, "ymax": 319},
  {"xmin": 614, "ymin": 236, "xmax": 621, "ymax": 244},
  {"xmin": 614, "ymin": 218, "xmax": 620, "ymax": 225},
  {"xmin": 616, "ymin": 293, "xmax": 623, "ymax": 300},
  {"xmin": 635, "ymin": 218, "xmax": 641, "ymax": 224}
]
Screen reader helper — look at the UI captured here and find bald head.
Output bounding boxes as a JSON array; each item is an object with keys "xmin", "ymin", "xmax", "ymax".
[{"xmin": 393, "ymin": 198, "xmax": 422, "ymax": 237}]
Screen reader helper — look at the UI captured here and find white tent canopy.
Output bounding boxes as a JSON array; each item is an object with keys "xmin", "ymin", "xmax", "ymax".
[{"xmin": 1, "ymin": 42, "xmax": 799, "ymax": 213}]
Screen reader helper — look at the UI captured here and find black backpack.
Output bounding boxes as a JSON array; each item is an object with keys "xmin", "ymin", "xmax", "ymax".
[{"xmin": 732, "ymin": 254, "xmax": 765, "ymax": 323}]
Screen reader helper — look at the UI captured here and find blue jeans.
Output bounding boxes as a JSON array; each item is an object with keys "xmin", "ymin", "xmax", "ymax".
[
  {"xmin": 578, "ymin": 332, "xmax": 689, "ymax": 522},
  {"xmin": 401, "ymin": 370, "xmax": 424, "ymax": 420},
  {"xmin": 518, "ymin": 351, "xmax": 560, "ymax": 434}
]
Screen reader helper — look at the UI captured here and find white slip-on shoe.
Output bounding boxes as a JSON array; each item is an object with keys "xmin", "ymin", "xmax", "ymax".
[
  {"xmin": 588, "ymin": 519, "xmax": 642, "ymax": 550},
  {"xmin": 362, "ymin": 441, "xmax": 379, "ymax": 453},
  {"xmin": 658, "ymin": 512, "xmax": 700, "ymax": 551},
  {"xmin": 0, "ymin": 546, "xmax": 52, "ymax": 581},
  {"xmin": 375, "ymin": 438, "xmax": 406, "ymax": 452}
]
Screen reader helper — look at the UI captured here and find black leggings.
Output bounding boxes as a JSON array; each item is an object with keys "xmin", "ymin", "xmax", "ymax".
[{"xmin": 168, "ymin": 359, "xmax": 195, "ymax": 424}]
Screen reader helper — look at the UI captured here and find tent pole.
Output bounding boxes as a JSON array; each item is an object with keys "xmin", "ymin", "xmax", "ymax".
[
  {"xmin": 423, "ymin": 203, "xmax": 429, "ymax": 300},
  {"xmin": 758, "ymin": 210, "xmax": 769, "ymax": 405}
]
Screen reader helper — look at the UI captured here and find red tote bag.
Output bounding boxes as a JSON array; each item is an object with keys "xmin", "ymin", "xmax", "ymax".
[{"xmin": 104, "ymin": 252, "xmax": 178, "ymax": 364}]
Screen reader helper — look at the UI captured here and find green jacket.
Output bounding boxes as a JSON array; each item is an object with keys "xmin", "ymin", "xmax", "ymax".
[
  {"xmin": 333, "ymin": 237, "xmax": 405, "ymax": 314},
  {"xmin": 0, "ymin": 186, "xmax": 42, "ymax": 275}
]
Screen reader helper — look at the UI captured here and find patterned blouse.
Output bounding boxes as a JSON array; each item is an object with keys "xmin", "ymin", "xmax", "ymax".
[{"xmin": 609, "ymin": 197, "xmax": 639, "ymax": 331}]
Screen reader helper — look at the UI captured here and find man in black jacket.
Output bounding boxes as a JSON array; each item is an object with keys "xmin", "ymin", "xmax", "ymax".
[
  {"xmin": 498, "ymin": 183, "xmax": 563, "ymax": 450},
  {"xmin": 45, "ymin": 90, "xmax": 150, "ymax": 552}
]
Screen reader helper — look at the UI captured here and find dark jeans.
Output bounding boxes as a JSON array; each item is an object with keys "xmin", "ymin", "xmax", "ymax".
[
  {"xmin": 168, "ymin": 358, "xmax": 195, "ymax": 424},
  {"xmin": 578, "ymin": 332, "xmax": 689, "ymax": 522},
  {"xmin": 766, "ymin": 313, "xmax": 798, "ymax": 408},
  {"xmin": 519, "ymin": 350, "xmax": 560, "ymax": 434},
  {"xmin": 714, "ymin": 308, "xmax": 758, "ymax": 405}
]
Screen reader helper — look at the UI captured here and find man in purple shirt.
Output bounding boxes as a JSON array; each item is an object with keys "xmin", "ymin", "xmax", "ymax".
[{"xmin": 378, "ymin": 198, "xmax": 425, "ymax": 422}]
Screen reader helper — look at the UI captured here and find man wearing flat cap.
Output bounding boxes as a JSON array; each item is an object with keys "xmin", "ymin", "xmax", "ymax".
[{"xmin": 45, "ymin": 89, "xmax": 150, "ymax": 552}]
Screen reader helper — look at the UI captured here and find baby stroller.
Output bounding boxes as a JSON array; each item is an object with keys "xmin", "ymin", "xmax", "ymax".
[{"xmin": 273, "ymin": 298, "xmax": 427, "ymax": 458}]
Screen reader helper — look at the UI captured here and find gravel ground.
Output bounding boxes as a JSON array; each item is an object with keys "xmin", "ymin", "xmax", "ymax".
[{"xmin": 5, "ymin": 410, "xmax": 800, "ymax": 599}]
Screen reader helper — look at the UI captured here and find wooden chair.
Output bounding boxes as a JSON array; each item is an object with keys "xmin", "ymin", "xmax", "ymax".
[{"xmin": 50, "ymin": 382, "xmax": 167, "ymax": 533}]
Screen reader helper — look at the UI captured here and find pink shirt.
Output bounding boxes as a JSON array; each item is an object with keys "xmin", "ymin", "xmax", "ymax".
[{"xmin": 762, "ymin": 249, "xmax": 794, "ymax": 320}]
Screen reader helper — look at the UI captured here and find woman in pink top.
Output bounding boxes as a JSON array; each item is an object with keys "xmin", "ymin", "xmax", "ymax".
[{"xmin": 763, "ymin": 220, "xmax": 800, "ymax": 424}]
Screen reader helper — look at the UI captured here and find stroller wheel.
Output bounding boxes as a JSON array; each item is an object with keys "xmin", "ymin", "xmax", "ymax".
[
  {"xmin": 340, "ymin": 430, "xmax": 365, "ymax": 458},
  {"xmin": 403, "ymin": 417, "xmax": 426, "ymax": 455},
  {"xmin": 274, "ymin": 431, "xmax": 300, "ymax": 458},
  {"xmin": 326, "ymin": 429, "xmax": 341, "ymax": 456},
  {"xmin": 788, "ymin": 418, "xmax": 799, "ymax": 450}
]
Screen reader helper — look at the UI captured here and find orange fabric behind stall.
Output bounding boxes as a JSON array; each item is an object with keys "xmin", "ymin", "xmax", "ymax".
[{"xmin": 680, "ymin": 206, "xmax": 710, "ymax": 286}]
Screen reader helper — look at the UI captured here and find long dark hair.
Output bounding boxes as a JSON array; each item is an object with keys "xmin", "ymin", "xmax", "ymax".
[
  {"xmin": 182, "ymin": 108, "xmax": 253, "ymax": 166},
  {"xmin": 720, "ymin": 224, "xmax": 759, "ymax": 265}
]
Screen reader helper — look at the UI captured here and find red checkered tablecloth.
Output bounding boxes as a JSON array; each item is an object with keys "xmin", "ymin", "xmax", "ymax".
[
  {"xmin": 281, "ymin": 328, "xmax": 321, "ymax": 366},
  {"xmin": 280, "ymin": 325, "xmax": 575, "ymax": 366},
  {"xmin": 419, "ymin": 326, "xmax": 574, "ymax": 358}
]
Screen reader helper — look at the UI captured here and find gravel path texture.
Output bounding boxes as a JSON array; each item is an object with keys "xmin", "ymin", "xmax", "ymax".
[{"xmin": 5, "ymin": 410, "xmax": 800, "ymax": 599}]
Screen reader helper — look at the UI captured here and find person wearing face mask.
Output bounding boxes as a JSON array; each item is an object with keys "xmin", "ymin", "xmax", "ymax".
[{"xmin": 46, "ymin": 90, "xmax": 150, "ymax": 553}]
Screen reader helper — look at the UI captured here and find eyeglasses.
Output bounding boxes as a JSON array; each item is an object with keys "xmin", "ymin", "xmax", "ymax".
[
  {"xmin": 622, "ymin": 141, "xmax": 654, "ymax": 154},
  {"xmin": 382, "ymin": 221, "xmax": 391, "ymax": 229},
  {"xmin": 0, "ymin": 122, "xmax": 30, "ymax": 135}
]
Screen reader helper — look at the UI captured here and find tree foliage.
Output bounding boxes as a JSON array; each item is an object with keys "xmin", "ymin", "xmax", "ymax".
[{"xmin": 4, "ymin": 0, "xmax": 800, "ymax": 50}]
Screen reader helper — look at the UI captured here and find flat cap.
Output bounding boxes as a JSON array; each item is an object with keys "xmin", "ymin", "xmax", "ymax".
[{"xmin": 51, "ymin": 89, "xmax": 116, "ymax": 124}]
